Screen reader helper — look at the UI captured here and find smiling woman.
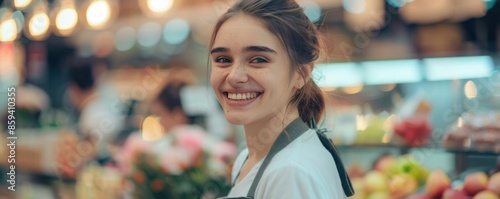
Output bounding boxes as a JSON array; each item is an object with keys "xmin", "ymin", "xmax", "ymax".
[{"xmin": 208, "ymin": 0, "xmax": 353, "ymax": 198}]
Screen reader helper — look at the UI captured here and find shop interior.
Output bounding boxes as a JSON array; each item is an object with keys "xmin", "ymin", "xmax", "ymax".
[{"xmin": 0, "ymin": 0, "xmax": 500, "ymax": 198}]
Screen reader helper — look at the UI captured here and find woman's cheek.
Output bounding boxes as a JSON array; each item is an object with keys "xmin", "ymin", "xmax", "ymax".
[{"xmin": 210, "ymin": 68, "xmax": 225, "ymax": 84}]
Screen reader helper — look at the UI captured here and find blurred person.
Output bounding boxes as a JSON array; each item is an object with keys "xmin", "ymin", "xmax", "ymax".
[
  {"xmin": 154, "ymin": 82, "xmax": 190, "ymax": 133},
  {"xmin": 56, "ymin": 57, "xmax": 126, "ymax": 177},
  {"xmin": 0, "ymin": 42, "xmax": 50, "ymax": 129},
  {"xmin": 208, "ymin": 0, "xmax": 353, "ymax": 198},
  {"xmin": 137, "ymin": 66, "xmax": 199, "ymax": 146}
]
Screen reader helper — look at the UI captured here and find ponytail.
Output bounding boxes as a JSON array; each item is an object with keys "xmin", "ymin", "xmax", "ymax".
[{"xmin": 293, "ymin": 75, "xmax": 325, "ymax": 124}]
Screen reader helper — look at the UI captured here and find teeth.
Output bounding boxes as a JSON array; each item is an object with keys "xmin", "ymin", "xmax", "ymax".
[{"xmin": 227, "ymin": 92, "xmax": 259, "ymax": 100}]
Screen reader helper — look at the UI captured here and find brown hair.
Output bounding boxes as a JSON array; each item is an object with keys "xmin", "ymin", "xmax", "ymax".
[{"xmin": 208, "ymin": 0, "xmax": 325, "ymax": 123}]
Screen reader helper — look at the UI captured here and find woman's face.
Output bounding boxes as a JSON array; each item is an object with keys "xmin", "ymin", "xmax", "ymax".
[{"xmin": 210, "ymin": 14, "xmax": 302, "ymax": 126}]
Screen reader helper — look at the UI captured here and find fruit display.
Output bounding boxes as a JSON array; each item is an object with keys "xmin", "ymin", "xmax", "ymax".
[
  {"xmin": 407, "ymin": 170, "xmax": 500, "ymax": 199},
  {"xmin": 346, "ymin": 153, "xmax": 500, "ymax": 199},
  {"xmin": 443, "ymin": 111, "xmax": 500, "ymax": 152},
  {"xmin": 348, "ymin": 154, "xmax": 429, "ymax": 199}
]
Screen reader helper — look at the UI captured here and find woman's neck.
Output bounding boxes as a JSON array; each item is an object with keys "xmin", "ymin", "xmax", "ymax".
[{"xmin": 243, "ymin": 109, "xmax": 300, "ymax": 162}]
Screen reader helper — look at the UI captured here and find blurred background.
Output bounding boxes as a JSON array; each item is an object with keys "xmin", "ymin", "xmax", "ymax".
[{"xmin": 0, "ymin": 0, "xmax": 500, "ymax": 198}]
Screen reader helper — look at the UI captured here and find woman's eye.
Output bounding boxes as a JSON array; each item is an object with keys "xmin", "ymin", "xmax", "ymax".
[
  {"xmin": 250, "ymin": 57, "xmax": 267, "ymax": 63},
  {"xmin": 215, "ymin": 57, "xmax": 231, "ymax": 63}
]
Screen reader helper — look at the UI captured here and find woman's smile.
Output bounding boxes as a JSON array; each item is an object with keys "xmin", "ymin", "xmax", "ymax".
[{"xmin": 223, "ymin": 91, "xmax": 263, "ymax": 107}]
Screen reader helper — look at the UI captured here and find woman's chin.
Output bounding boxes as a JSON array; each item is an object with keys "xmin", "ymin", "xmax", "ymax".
[{"xmin": 225, "ymin": 114, "xmax": 252, "ymax": 126}]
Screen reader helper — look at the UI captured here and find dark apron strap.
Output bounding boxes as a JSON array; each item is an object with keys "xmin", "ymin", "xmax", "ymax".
[
  {"xmin": 245, "ymin": 117, "xmax": 355, "ymax": 198},
  {"xmin": 246, "ymin": 117, "xmax": 308, "ymax": 198},
  {"xmin": 310, "ymin": 117, "xmax": 355, "ymax": 197}
]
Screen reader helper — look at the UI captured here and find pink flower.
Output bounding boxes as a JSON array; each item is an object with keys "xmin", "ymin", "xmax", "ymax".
[
  {"xmin": 213, "ymin": 141, "xmax": 237, "ymax": 163},
  {"xmin": 175, "ymin": 127, "xmax": 207, "ymax": 162},
  {"xmin": 118, "ymin": 133, "xmax": 154, "ymax": 174},
  {"xmin": 159, "ymin": 146, "xmax": 191, "ymax": 174}
]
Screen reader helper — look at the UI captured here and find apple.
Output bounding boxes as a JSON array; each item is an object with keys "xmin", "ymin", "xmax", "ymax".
[
  {"xmin": 406, "ymin": 193, "xmax": 431, "ymax": 199},
  {"xmin": 442, "ymin": 189, "xmax": 470, "ymax": 199},
  {"xmin": 363, "ymin": 171, "xmax": 389, "ymax": 194},
  {"xmin": 366, "ymin": 191, "xmax": 390, "ymax": 199},
  {"xmin": 473, "ymin": 190, "xmax": 499, "ymax": 199},
  {"xmin": 348, "ymin": 163, "xmax": 366, "ymax": 179},
  {"xmin": 373, "ymin": 155, "xmax": 397, "ymax": 174},
  {"xmin": 389, "ymin": 174, "xmax": 418, "ymax": 198},
  {"xmin": 487, "ymin": 172, "xmax": 500, "ymax": 195},
  {"xmin": 393, "ymin": 155, "xmax": 429, "ymax": 185},
  {"xmin": 463, "ymin": 172, "xmax": 489, "ymax": 196},
  {"xmin": 350, "ymin": 178, "xmax": 366, "ymax": 199},
  {"xmin": 425, "ymin": 169, "xmax": 451, "ymax": 198}
]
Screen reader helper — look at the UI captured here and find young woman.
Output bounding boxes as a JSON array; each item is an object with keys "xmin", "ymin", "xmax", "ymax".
[{"xmin": 209, "ymin": 0, "xmax": 353, "ymax": 198}]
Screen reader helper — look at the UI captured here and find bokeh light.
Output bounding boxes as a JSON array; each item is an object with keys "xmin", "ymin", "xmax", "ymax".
[
  {"xmin": 86, "ymin": 0, "xmax": 111, "ymax": 29},
  {"xmin": 342, "ymin": 84, "xmax": 364, "ymax": 94},
  {"xmin": 141, "ymin": 115, "xmax": 164, "ymax": 141},
  {"xmin": 0, "ymin": 19, "xmax": 17, "ymax": 42},
  {"xmin": 12, "ymin": 10, "xmax": 24, "ymax": 34},
  {"xmin": 0, "ymin": 8, "xmax": 17, "ymax": 42},
  {"xmin": 14, "ymin": 0, "xmax": 32, "ymax": 10},
  {"xmin": 56, "ymin": 8, "xmax": 78, "ymax": 33},
  {"xmin": 147, "ymin": 0, "xmax": 174, "ymax": 14},
  {"xmin": 343, "ymin": 0, "xmax": 366, "ymax": 14},
  {"xmin": 464, "ymin": 80, "xmax": 478, "ymax": 99},
  {"xmin": 28, "ymin": 12, "xmax": 50, "ymax": 40},
  {"xmin": 115, "ymin": 27, "xmax": 136, "ymax": 51},
  {"xmin": 300, "ymin": 0, "xmax": 322, "ymax": 22},
  {"xmin": 163, "ymin": 18, "xmax": 190, "ymax": 45},
  {"xmin": 380, "ymin": 84, "xmax": 396, "ymax": 92},
  {"xmin": 138, "ymin": 22, "xmax": 162, "ymax": 47}
]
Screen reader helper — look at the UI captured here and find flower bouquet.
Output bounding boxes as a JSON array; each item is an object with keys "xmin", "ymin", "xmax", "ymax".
[{"xmin": 117, "ymin": 125, "xmax": 237, "ymax": 199}]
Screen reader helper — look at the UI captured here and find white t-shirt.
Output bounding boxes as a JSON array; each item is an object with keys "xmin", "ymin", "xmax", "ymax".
[{"xmin": 227, "ymin": 129, "xmax": 347, "ymax": 199}]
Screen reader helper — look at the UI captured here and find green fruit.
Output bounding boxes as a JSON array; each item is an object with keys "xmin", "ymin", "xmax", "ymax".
[{"xmin": 394, "ymin": 157, "xmax": 423, "ymax": 180}]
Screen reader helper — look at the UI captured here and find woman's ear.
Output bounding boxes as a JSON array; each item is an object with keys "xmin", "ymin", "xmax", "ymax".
[{"xmin": 294, "ymin": 64, "xmax": 313, "ymax": 89}]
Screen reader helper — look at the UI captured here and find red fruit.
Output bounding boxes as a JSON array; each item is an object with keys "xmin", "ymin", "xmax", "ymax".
[
  {"xmin": 442, "ymin": 189, "xmax": 469, "ymax": 199},
  {"xmin": 425, "ymin": 170, "xmax": 451, "ymax": 199},
  {"xmin": 406, "ymin": 193, "xmax": 431, "ymax": 199},
  {"xmin": 394, "ymin": 115, "xmax": 432, "ymax": 147},
  {"xmin": 487, "ymin": 172, "xmax": 500, "ymax": 195},
  {"xmin": 473, "ymin": 190, "xmax": 499, "ymax": 199},
  {"xmin": 463, "ymin": 172, "xmax": 489, "ymax": 196}
]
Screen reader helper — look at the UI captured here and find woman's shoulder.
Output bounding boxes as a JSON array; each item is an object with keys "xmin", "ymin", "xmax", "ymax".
[
  {"xmin": 268, "ymin": 129, "xmax": 338, "ymax": 174},
  {"xmin": 281, "ymin": 129, "xmax": 333, "ymax": 159}
]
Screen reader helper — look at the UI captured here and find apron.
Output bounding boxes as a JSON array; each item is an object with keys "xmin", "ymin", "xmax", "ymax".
[{"xmin": 219, "ymin": 117, "xmax": 355, "ymax": 198}]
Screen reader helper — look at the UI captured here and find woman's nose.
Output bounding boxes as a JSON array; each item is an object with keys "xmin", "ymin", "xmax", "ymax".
[{"xmin": 227, "ymin": 64, "xmax": 248, "ymax": 86}]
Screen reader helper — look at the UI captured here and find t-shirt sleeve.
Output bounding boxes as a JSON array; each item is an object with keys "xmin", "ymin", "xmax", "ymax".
[{"xmin": 256, "ymin": 162, "xmax": 333, "ymax": 199}]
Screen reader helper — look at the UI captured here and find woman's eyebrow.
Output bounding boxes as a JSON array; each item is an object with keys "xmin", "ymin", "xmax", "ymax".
[
  {"xmin": 210, "ymin": 46, "xmax": 277, "ymax": 54},
  {"xmin": 243, "ymin": 46, "xmax": 277, "ymax": 54},
  {"xmin": 210, "ymin": 47, "xmax": 229, "ymax": 54}
]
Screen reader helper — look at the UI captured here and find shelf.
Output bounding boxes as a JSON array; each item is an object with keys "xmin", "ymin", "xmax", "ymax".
[
  {"xmin": 445, "ymin": 148, "xmax": 500, "ymax": 157},
  {"xmin": 336, "ymin": 143, "xmax": 437, "ymax": 150},
  {"xmin": 335, "ymin": 144, "xmax": 500, "ymax": 157}
]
